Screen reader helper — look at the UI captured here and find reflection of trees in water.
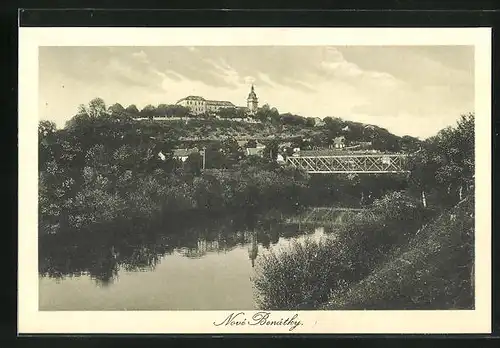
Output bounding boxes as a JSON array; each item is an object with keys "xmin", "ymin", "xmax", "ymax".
[
  {"xmin": 39, "ymin": 212, "xmax": 328, "ymax": 283},
  {"xmin": 248, "ymin": 232, "xmax": 258, "ymax": 268},
  {"xmin": 39, "ymin": 221, "xmax": 176, "ymax": 286}
]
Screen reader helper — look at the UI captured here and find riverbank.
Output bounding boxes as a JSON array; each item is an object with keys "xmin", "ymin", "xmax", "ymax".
[
  {"xmin": 252, "ymin": 193, "xmax": 474, "ymax": 310},
  {"xmin": 321, "ymin": 196, "xmax": 474, "ymax": 309}
]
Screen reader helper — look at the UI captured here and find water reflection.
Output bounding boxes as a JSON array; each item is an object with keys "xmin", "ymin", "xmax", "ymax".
[
  {"xmin": 42, "ymin": 216, "xmax": 331, "ymax": 282},
  {"xmin": 39, "ymin": 209, "xmax": 350, "ymax": 309}
]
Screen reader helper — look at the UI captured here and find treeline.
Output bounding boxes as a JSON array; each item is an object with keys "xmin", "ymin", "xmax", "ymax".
[
  {"xmin": 38, "ymin": 99, "xmax": 311, "ymax": 235},
  {"xmin": 407, "ymin": 113, "xmax": 474, "ymax": 208},
  {"xmin": 87, "ymin": 97, "xmax": 420, "ymax": 153},
  {"xmin": 74, "ymin": 98, "xmax": 424, "ymax": 153},
  {"xmin": 39, "ymin": 97, "xmax": 474, "ymax": 235}
]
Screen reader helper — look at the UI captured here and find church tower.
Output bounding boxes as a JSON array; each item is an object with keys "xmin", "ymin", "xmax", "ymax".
[{"xmin": 247, "ymin": 84, "xmax": 259, "ymax": 114}]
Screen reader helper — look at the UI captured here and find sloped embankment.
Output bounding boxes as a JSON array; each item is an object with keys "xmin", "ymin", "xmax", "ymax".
[{"xmin": 321, "ymin": 197, "xmax": 475, "ymax": 310}]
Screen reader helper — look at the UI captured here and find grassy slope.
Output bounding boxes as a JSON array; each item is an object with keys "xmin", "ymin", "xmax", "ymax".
[
  {"xmin": 148, "ymin": 119, "xmax": 317, "ymax": 140},
  {"xmin": 321, "ymin": 196, "xmax": 475, "ymax": 310}
]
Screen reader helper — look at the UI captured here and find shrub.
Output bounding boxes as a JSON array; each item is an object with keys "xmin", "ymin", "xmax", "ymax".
[
  {"xmin": 372, "ymin": 190, "xmax": 423, "ymax": 221},
  {"xmin": 253, "ymin": 237, "xmax": 349, "ymax": 309},
  {"xmin": 323, "ymin": 197, "xmax": 474, "ymax": 309},
  {"xmin": 253, "ymin": 191, "xmax": 433, "ymax": 310}
]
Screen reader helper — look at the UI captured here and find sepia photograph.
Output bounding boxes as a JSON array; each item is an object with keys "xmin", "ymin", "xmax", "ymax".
[{"xmin": 19, "ymin": 27, "xmax": 491, "ymax": 334}]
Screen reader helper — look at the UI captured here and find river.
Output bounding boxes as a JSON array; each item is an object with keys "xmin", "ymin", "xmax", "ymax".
[{"xmin": 39, "ymin": 210, "xmax": 351, "ymax": 310}]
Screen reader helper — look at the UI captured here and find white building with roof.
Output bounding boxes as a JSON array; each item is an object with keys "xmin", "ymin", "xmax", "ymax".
[{"xmin": 175, "ymin": 85, "xmax": 259, "ymax": 116}]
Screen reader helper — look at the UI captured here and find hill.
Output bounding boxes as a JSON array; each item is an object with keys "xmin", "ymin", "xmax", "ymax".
[
  {"xmin": 133, "ymin": 116, "xmax": 421, "ymax": 153},
  {"xmin": 70, "ymin": 98, "xmax": 423, "ymax": 153},
  {"xmin": 321, "ymin": 196, "xmax": 474, "ymax": 310}
]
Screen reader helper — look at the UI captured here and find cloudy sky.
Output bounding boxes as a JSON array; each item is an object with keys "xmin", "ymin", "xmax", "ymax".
[{"xmin": 39, "ymin": 46, "xmax": 474, "ymax": 138}]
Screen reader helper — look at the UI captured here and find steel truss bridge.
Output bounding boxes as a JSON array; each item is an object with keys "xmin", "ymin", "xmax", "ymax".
[{"xmin": 284, "ymin": 154, "xmax": 410, "ymax": 174}]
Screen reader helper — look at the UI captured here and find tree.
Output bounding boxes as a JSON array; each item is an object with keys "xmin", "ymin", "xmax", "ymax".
[
  {"xmin": 433, "ymin": 113, "xmax": 474, "ymax": 201},
  {"xmin": 255, "ymin": 104, "xmax": 271, "ymax": 123},
  {"xmin": 77, "ymin": 98, "xmax": 107, "ymax": 119},
  {"xmin": 141, "ymin": 104, "xmax": 157, "ymax": 119},
  {"xmin": 399, "ymin": 135, "xmax": 422, "ymax": 153},
  {"xmin": 165, "ymin": 105, "xmax": 190, "ymax": 118},
  {"xmin": 220, "ymin": 137, "xmax": 243, "ymax": 167},
  {"xmin": 39, "ymin": 120, "xmax": 58, "ymax": 172},
  {"xmin": 407, "ymin": 144, "xmax": 439, "ymax": 207},
  {"xmin": 204, "ymin": 142, "xmax": 225, "ymax": 169},
  {"xmin": 324, "ymin": 117, "xmax": 343, "ymax": 136},
  {"xmin": 184, "ymin": 152, "xmax": 203, "ymax": 175},
  {"xmin": 217, "ymin": 107, "xmax": 238, "ymax": 119},
  {"xmin": 269, "ymin": 107, "xmax": 281, "ymax": 125},
  {"xmin": 407, "ymin": 113, "xmax": 475, "ymax": 208},
  {"xmin": 125, "ymin": 104, "xmax": 140, "ymax": 116},
  {"xmin": 39, "ymin": 120, "xmax": 57, "ymax": 138},
  {"xmin": 263, "ymin": 139, "xmax": 280, "ymax": 161},
  {"xmin": 108, "ymin": 103, "xmax": 129, "ymax": 120},
  {"xmin": 156, "ymin": 104, "xmax": 169, "ymax": 117},
  {"xmin": 108, "ymin": 103, "xmax": 125, "ymax": 114},
  {"xmin": 290, "ymin": 137, "xmax": 303, "ymax": 150},
  {"xmin": 305, "ymin": 118, "xmax": 316, "ymax": 127},
  {"xmin": 244, "ymin": 139, "xmax": 257, "ymax": 148},
  {"xmin": 343, "ymin": 122, "xmax": 364, "ymax": 143},
  {"xmin": 280, "ymin": 113, "xmax": 307, "ymax": 126}
]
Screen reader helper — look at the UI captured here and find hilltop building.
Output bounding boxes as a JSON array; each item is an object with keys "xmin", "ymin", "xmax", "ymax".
[{"xmin": 175, "ymin": 85, "xmax": 259, "ymax": 116}]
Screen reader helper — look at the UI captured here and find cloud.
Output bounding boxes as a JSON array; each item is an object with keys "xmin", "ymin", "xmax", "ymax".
[
  {"xmin": 244, "ymin": 76, "xmax": 256, "ymax": 84},
  {"xmin": 131, "ymin": 50, "xmax": 149, "ymax": 64}
]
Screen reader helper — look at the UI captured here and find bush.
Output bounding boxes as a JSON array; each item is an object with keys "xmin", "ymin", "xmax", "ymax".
[
  {"xmin": 323, "ymin": 197, "xmax": 474, "ymax": 309},
  {"xmin": 253, "ymin": 237, "xmax": 348, "ymax": 309},
  {"xmin": 253, "ymin": 191, "xmax": 432, "ymax": 310},
  {"xmin": 372, "ymin": 190, "xmax": 423, "ymax": 221}
]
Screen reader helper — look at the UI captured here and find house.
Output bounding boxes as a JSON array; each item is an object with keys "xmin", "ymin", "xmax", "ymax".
[
  {"xmin": 245, "ymin": 117, "xmax": 259, "ymax": 123},
  {"xmin": 277, "ymin": 154, "xmax": 285, "ymax": 163},
  {"xmin": 255, "ymin": 141, "xmax": 265, "ymax": 149},
  {"xmin": 246, "ymin": 147, "xmax": 264, "ymax": 157},
  {"xmin": 333, "ymin": 136, "xmax": 346, "ymax": 149},
  {"xmin": 357, "ymin": 141, "xmax": 373, "ymax": 150},
  {"xmin": 237, "ymin": 140, "xmax": 248, "ymax": 149},
  {"xmin": 279, "ymin": 141, "xmax": 293, "ymax": 149},
  {"xmin": 314, "ymin": 117, "xmax": 326, "ymax": 127},
  {"xmin": 175, "ymin": 85, "xmax": 259, "ymax": 116},
  {"xmin": 173, "ymin": 148, "xmax": 199, "ymax": 162}
]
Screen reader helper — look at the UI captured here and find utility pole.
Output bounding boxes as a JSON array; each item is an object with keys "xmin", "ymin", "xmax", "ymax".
[{"xmin": 202, "ymin": 147, "xmax": 206, "ymax": 170}]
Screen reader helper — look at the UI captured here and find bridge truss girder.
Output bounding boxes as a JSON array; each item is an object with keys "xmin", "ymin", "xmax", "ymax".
[{"xmin": 285, "ymin": 155, "xmax": 410, "ymax": 174}]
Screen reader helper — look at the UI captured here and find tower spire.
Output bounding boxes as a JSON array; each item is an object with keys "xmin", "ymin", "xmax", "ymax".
[{"xmin": 247, "ymin": 83, "xmax": 258, "ymax": 114}]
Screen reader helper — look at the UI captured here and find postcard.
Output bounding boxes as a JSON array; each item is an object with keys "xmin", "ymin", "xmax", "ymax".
[{"xmin": 18, "ymin": 27, "xmax": 491, "ymax": 334}]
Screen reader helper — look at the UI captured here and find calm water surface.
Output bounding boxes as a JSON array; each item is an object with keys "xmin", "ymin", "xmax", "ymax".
[{"xmin": 39, "ymin": 211, "xmax": 347, "ymax": 310}]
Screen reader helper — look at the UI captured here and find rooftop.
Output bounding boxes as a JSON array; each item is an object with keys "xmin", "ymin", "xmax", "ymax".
[
  {"xmin": 206, "ymin": 100, "xmax": 235, "ymax": 106},
  {"xmin": 173, "ymin": 148, "xmax": 199, "ymax": 157},
  {"xmin": 176, "ymin": 96, "xmax": 206, "ymax": 103},
  {"xmin": 246, "ymin": 147, "xmax": 264, "ymax": 156}
]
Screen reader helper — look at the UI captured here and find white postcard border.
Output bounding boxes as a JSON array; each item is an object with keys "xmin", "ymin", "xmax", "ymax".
[{"xmin": 18, "ymin": 27, "xmax": 492, "ymax": 334}]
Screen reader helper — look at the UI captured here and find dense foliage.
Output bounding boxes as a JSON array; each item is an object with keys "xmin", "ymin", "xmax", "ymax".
[
  {"xmin": 324, "ymin": 196, "xmax": 474, "ymax": 310},
  {"xmin": 80, "ymin": 98, "xmax": 423, "ymax": 153},
  {"xmin": 407, "ymin": 113, "xmax": 475, "ymax": 208},
  {"xmin": 253, "ymin": 114, "xmax": 475, "ymax": 310},
  {"xmin": 38, "ymin": 98, "xmax": 313, "ymax": 235},
  {"xmin": 39, "ymin": 97, "xmax": 475, "ymax": 311},
  {"xmin": 253, "ymin": 191, "xmax": 432, "ymax": 309}
]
